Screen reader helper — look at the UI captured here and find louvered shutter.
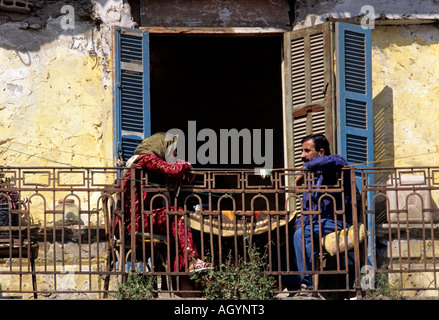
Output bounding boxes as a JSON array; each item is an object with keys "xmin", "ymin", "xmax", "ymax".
[
  {"xmin": 335, "ymin": 22, "xmax": 373, "ymax": 180},
  {"xmin": 114, "ymin": 27, "xmax": 151, "ymax": 163},
  {"xmin": 335, "ymin": 23, "xmax": 374, "ymax": 262},
  {"xmin": 292, "ymin": 105, "xmax": 326, "ymax": 167},
  {"xmin": 283, "ymin": 22, "xmax": 334, "ymax": 169}
]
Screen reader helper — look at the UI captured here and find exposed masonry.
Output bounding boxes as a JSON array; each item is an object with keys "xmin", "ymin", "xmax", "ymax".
[
  {"xmin": 0, "ymin": 0, "xmax": 31, "ymax": 13},
  {"xmin": 0, "ymin": 0, "xmax": 136, "ymax": 77},
  {"xmin": 294, "ymin": 0, "xmax": 439, "ymax": 29}
]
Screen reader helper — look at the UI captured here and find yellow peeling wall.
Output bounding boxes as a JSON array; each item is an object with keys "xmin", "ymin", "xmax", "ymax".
[
  {"xmin": 0, "ymin": 45, "xmax": 113, "ymax": 168},
  {"xmin": 0, "ymin": 15, "xmax": 121, "ymax": 296},
  {"xmin": 372, "ymin": 24, "xmax": 439, "ymax": 168},
  {"xmin": 372, "ymin": 24, "xmax": 439, "ymax": 225},
  {"xmin": 0, "ymin": 27, "xmax": 114, "ymax": 225}
]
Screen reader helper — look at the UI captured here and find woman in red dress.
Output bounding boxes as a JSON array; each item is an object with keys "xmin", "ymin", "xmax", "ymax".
[{"xmin": 116, "ymin": 132, "xmax": 209, "ymax": 272}]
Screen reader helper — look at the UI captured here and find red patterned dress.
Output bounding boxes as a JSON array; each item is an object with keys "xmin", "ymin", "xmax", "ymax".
[{"xmin": 115, "ymin": 153, "xmax": 199, "ymax": 271}]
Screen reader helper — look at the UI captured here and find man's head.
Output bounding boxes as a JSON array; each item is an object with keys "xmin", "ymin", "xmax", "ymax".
[{"xmin": 300, "ymin": 133, "xmax": 331, "ymax": 163}]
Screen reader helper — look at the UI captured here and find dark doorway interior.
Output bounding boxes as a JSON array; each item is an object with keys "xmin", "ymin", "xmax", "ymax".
[{"xmin": 149, "ymin": 35, "xmax": 284, "ymax": 170}]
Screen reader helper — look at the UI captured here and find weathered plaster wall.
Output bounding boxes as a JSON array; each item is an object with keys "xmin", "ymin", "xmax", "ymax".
[
  {"xmin": 0, "ymin": 2, "xmax": 136, "ymax": 297},
  {"xmin": 0, "ymin": 241, "xmax": 113, "ymax": 299},
  {"xmin": 294, "ymin": 0, "xmax": 439, "ymax": 30},
  {"xmin": 372, "ymin": 25, "xmax": 439, "ymax": 296},
  {"xmin": 0, "ymin": 0, "xmax": 136, "ymax": 223},
  {"xmin": 0, "ymin": 0, "xmax": 135, "ymax": 169},
  {"xmin": 372, "ymin": 24, "xmax": 439, "ymax": 168}
]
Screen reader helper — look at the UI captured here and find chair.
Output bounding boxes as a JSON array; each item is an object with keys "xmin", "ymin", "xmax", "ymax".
[
  {"xmin": 315, "ymin": 223, "xmax": 368, "ymax": 299},
  {"xmin": 0, "ymin": 225, "xmax": 39, "ymax": 299},
  {"xmin": 101, "ymin": 187, "xmax": 173, "ymax": 298}
]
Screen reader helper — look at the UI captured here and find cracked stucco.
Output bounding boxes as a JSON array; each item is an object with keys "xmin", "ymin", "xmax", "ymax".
[{"xmin": 0, "ymin": 0, "xmax": 135, "ymax": 168}]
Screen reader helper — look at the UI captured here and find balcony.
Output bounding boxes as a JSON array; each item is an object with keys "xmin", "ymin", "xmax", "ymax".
[{"xmin": 0, "ymin": 166, "xmax": 438, "ymax": 299}]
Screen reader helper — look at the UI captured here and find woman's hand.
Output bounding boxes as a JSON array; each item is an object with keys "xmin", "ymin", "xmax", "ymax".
[{"xmin": 183, "ymin": 171, "xmax": 195, "ymax": 184}]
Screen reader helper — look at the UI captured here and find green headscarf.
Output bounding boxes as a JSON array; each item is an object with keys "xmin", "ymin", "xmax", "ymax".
[{"xmin": 134, "ymin": 132, "xmax": 178, "ymax": 160}]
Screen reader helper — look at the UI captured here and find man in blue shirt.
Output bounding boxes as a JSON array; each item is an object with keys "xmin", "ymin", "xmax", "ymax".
[{"xmin": 293, "ymin": 133, "xmax": 359, "ymax": 295}]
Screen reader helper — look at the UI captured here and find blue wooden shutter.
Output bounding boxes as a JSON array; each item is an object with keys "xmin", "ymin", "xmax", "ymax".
[
  {"xmin": 336, "ymin": 22, "xmax": 373, "ymax": 175},
  {"xmin": 336, "ymin": 22, "xmax": 374, "ymax": 263},
  {"xmin": 114, "ymin": 27, "xmax": 151, "ymax": 163}
]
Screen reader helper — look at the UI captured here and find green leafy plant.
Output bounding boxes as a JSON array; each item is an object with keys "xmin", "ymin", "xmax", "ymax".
[
  {"xmin": 114, "ymin": 270, "xmax": 158, "ymax": 300},
  {"xmin": 190, "ymin": 245, "xmax": 277, "ymax": 300}
]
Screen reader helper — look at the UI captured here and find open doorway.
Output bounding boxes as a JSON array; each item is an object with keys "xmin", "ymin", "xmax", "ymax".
[{"xmin": 149, "ymin": 34, "xmax": 284, "ymax": 170}]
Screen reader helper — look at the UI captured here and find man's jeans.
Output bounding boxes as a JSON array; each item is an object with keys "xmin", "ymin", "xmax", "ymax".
[{"xmin": 293, "ymin": 218, "xmax": 348, "ymax": 289}]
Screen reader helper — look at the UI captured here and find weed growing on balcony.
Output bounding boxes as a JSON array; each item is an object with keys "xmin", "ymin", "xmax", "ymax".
[
  {"xmin": 114, "ymin": 270, "xmax": 157, "ymax": 300},
  {"xmin": 364, "ymin": 264, "xmax": 403, "ymax": 300},
  {"xmin": 190, "ymin": 245, "xmax": 277, "ymax": 300}
]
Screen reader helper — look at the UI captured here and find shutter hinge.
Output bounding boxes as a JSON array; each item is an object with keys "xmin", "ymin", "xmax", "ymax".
[{"xmin": 116, "ymin": 148, "xmax": 124, "ymax": 166}]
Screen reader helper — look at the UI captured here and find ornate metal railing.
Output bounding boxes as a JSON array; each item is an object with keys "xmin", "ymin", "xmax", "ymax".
[{"xmin": 0, "ymin": 165, "xmax": 437, "ymax": 299}]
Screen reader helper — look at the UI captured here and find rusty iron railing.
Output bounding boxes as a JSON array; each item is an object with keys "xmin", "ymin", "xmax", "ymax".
[
  {"xmin": 358, "ymin": 166, "xmax": 439, "ymax": 297},
  {"xmin": 0, "ymin": 167, "xmax": 119, "ymax": 299},
  {"xmin": 0, "ymin": 165, "xmax": 438, "ymax": 299},
  {"xmin": 109, "ymin": 166, "xmax": 362, "ymax": 299}
]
